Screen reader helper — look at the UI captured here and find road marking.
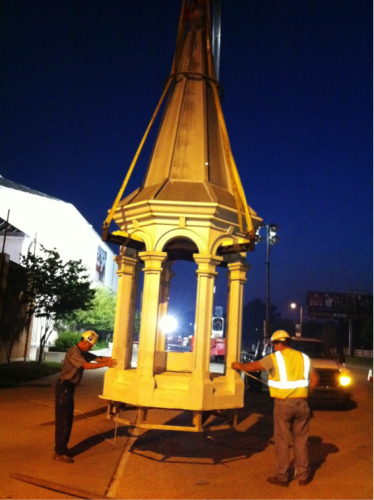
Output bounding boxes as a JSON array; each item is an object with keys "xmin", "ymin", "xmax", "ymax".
[{"xmin": 105, "ymin": 435, "xmax": 137, "ymax": 499}]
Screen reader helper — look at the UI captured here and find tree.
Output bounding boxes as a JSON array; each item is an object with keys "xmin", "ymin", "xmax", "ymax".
[
  {"xmin": 21, "ymin": 246, "xmax": 95, "ymax": 363},
  {"xmin": 302, "ymin": 320, "xmax": 324, "ymax": 340},
  {"xmin": 359, "ymin": 317, "xmax": 373, "ymax": 349},
  {"xmin": 272, "ymin": 318, "xmax": 295, "ymax": 336},
  {"xmin": 134, "ymin": 309, "xmax": 141, "ymax": 334},
  {"xmin": 62, "ymin": 286, "xmax": 117, "ymax": 336},
  {"xmin": 242, "ymin": 299, "xmax": 281, "ymax": 347},
  {"xmin": 322, "ymin": 321, "xmax": 338, "ymax": 348}
]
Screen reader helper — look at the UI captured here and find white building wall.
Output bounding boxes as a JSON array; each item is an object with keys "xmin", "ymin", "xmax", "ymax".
[
  {"xmin": 0, "ymin": 182, "xmax": 119, "ymax": 360},
  {"xmin": 0, "ymin": 234, "xmax": 29, "ymax": 264}
]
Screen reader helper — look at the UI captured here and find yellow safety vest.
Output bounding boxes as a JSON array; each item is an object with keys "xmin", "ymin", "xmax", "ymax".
[{"xmin": 268, "ymin": 349, "xmax": 311, "ymax": 399}]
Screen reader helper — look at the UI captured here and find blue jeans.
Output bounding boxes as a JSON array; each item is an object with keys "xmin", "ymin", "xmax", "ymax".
[{"xmin": 273, "ymin": 398, "xmax": 310, "ymax": 482}]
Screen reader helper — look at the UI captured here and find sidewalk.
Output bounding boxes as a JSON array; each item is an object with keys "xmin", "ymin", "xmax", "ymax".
[{"xmin": 0, "ymin": 367, "xmax": 126, "ymax": 499}]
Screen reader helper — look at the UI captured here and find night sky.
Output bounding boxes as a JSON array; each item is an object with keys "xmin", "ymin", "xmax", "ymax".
[{"xmin": 1, "ymin": 0, "xmax": 372, "ymax": 320}]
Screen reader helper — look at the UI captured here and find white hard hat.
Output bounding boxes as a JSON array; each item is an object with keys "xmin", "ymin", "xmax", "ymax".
[
  {"xmin": 81, "ymin": 331, "xmax": 98, "ymax": 346},
  {"xmin": 271, "ymin": 330, "xmax": 290, "ymax": 343}
]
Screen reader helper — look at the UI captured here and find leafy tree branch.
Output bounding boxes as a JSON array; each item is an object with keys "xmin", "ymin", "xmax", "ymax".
[{"xmin": 20, "ymin": 246, "xmax": 95, "ymax": 363}]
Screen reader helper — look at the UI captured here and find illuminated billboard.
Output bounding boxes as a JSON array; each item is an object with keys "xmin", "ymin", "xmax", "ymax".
[
  {"xmin": 306, "ymin": 291, "xmax": 373, "ymax": 319},
  {"xmin": 95, "ymin": 246, "xmax": 107, "ymax": 283}
]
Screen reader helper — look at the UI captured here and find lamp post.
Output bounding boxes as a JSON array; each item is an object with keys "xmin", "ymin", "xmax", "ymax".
[
  {"xmin": 290, "ymin": 302, "xmax": 303, "ymax": 337},
  {"xmin": 262, "ymin": 224, "xmax": 279, "ymax": 337}
]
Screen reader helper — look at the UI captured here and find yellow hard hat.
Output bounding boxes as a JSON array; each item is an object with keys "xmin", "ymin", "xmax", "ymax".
[
  {"xmin": 271, "ymin": 330, "xmax": 290, "ymax": 343},
  {"xmin": 81, "ymin": 331, "xmax": 98, "ymax": 346}
]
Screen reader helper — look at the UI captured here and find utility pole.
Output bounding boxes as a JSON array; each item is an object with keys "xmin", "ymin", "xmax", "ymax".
[
  {"xmin": 264, "ymin": 224, "xmax": 279, "ymax": 337},
  {"xmin": 290, "ymin": 302, "xmax": 303, "ymax": 337}
]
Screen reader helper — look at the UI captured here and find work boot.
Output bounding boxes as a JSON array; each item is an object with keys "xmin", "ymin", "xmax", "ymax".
[
  {"xmin": 299, "ymin": 477, "xmax": 312, "ymax": 486},
  {"xmin": 53, "ymin": 453, "xmax": 74, "ymax": 463},
  {"xmin": 266, "ymin": 476, "xmax": 289, "ymax": 487}
]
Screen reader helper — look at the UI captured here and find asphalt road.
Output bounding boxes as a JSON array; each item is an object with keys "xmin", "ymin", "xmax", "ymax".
[
  {"xmin": 107, "ymin": 365, "xmax": 373, "ymax": 499},
  {"xmin": 1, "ymin": 355, "xmax": 372, "ymax": 500}
]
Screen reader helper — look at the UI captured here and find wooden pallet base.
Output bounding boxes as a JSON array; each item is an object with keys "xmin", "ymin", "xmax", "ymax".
[{"xmin": 107, "ymin": 402, "xmax": 238, "ymax": 433}]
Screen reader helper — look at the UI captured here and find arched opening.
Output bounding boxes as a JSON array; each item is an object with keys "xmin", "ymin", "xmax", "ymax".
[
  {"xmin": 163, "ymin": 260, "xmax": 197, "ymax": 352},
  {"xmin": 147, "ymin": 237, "xmax": 199, "ymax": 373},
  {"xmin": 162, "ymin": 237, "xmax": 199, "ymax": 353}
]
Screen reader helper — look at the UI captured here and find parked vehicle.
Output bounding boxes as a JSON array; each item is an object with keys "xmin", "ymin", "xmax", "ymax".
[
  {"xmin": 190, "ymin": 336, "xmax": 226, "ymax": 361},
  {"xmin": 241, "ymin": 337, "xmax": 352, "ymax": 407},
  {"xmin": 190, "ymin": 309, "xmax": 226, "ymax": 361},
  {"xmin": 210, "ymin": 337, "xmax": 225, "ymax": 361}
]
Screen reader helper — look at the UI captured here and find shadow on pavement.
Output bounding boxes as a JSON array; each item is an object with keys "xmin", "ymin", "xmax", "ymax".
[
  {"xmin": 308, "ymin": 435, "xmax": 340, "ymax": 477},
  {"xmin": 127, "ymin": 392, "xmax": 274, "ymax": 465},
  {"xmin": 310, "ymin": 399, "xmax": 357, "ymax": 411},
  {"xmin": 20, "ymin": 383, "xmax": 53, "ymax": 388},
  {"xmin": 69, "ymin": 425, "xmax": 131, "ymax": 456}
]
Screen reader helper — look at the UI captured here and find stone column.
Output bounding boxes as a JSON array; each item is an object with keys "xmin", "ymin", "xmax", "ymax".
[
  {"xmin": 226, "ymin": 258, "xmax": 251, "ymax": 381},
  {"xmin": 189, "ymin": 254, "xmax": 222, "ymax": 408},
  {"xmin": 111, "ymin": 249, "xmax": 138, "ymax": 370},
  {"xmin": 136, "ymin": 251, "xmax": 167, "ymax": 392},
  {"xmin": 103, "ymin": 248, "xmax": 137, "ymax": 392}
]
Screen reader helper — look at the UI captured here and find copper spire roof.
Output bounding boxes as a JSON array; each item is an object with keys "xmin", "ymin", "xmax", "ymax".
[{"xmin": 120, "ymin": 2, "xmax": 239, "ymax": 211}]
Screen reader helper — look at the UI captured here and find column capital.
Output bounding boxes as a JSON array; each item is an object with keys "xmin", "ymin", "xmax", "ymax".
[
  {"xmin": 139, "ymin": 251, "xmax": 167, "ymax": 271},
  {"xmin": 193, "ymin": 254, "xmax": 223, "ymax": 276},
  {"xmin": 114, "ymin": 254, "xmax": 138, "ymax": 276},
  {"xmin": 227, "ymin": 261, "xmax": 251, "ymax": 282}
]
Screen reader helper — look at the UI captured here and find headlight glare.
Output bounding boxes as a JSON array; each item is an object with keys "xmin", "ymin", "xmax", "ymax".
[{"xmin": 339, "ymin": 375, "xmax": 351, "ymax": 386}]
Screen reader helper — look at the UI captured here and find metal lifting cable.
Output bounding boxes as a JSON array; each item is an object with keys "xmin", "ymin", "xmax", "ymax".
[
  {"xmin": 243, "ymin": 370, "xmax": 269, "ymax": 387},
  {"xmin": 228, "ymin": 146, "xmax": 255, "ymax": 238},
  {"xmin": 204, "ymin": 3, "xmax": 242, "ymax": 215},
  {"xmin": 103, "ymin": 0, "xmax": 189, "ymax": 233},
  {"xmin": 204, "ymin": 4, "xmax": 243, "ymax": 232},
  {"xmin": 103, "ymin": 76, "xmax": 173, "ymax": 232},
  {"xmin": 205, "ymin": 1, "xmax": 254, "ymax": 238},
  {"xmin": 103, "ymin": 0, "xmax": 254, "ymax": 238}
]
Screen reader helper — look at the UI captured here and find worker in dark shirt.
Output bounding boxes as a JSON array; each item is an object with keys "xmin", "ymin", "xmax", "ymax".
[{"xmin": 54, "ymin": 331, "xmax": 117, "ymax": 463}]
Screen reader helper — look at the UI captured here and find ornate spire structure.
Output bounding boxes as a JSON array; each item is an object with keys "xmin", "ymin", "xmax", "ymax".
[
  {"xmin": 102, "ymin": 0, "xmax": 262, "ymax": 431},
  {"xmin": 124, "ymin": 3, "xmax": 236, "ymax": 210},
  {"xmin": 104, "ymin": 0, "xmax": 261, "ymax": 249}
]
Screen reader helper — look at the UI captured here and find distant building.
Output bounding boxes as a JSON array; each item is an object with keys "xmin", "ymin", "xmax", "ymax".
[{"xmin": 0, "ymin": 175, "xmax": 118, "ymax": 362}]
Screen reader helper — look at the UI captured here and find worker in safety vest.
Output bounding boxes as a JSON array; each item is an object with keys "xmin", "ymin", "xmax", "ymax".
[{"xmin": 232, "ymin": 330, "xmax": 319, "ymax": 487}]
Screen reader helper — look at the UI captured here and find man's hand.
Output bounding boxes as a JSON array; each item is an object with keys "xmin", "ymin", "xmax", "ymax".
[
  {"xmin": 231, "ymin": 360, "xmax": 265, "ymax": 373},
  {"xmin": 309, "ymin": 366, "xmax": 319, "ymax": 394},
  {"xmin": 83, "ymin": 357, "xmax": 118, "ymax": 371},
  {"xmin": 107, "ymin": 358, "xmax": 118, "ymax": 368},
  {"xmin": 232, "ymin": 362, "xmax": 242, "ymax": 370}
]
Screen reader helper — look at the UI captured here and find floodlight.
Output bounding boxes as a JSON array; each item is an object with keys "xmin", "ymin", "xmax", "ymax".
[
  {"xmin": 255, "ymin": 226, "xmax": 265, "ymax": 244},
  {"xmin": 160, "ymin": 315, "xmax": 178, "ymax": 334}
]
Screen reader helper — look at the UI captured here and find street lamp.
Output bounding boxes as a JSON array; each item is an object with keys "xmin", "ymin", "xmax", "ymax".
[
  {"xmin": 290, "ymin": 302, "xmax": 303, "ymax": 337},
  {"xmin": 257, "ymin": 224, "xmax": 279, "ymax": 337}
]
